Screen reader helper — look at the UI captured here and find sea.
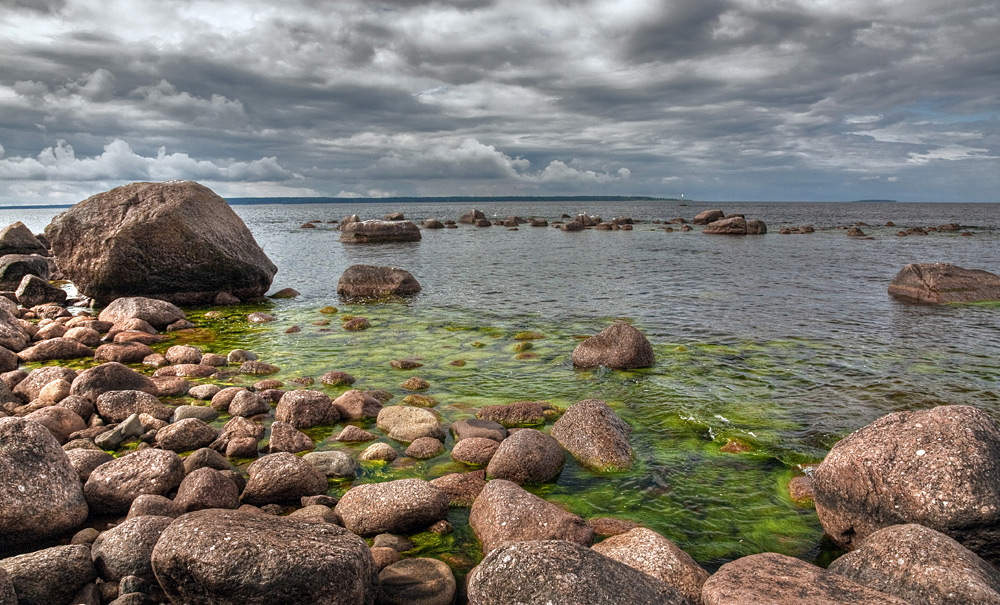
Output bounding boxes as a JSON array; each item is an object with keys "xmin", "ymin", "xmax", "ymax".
[{"xmin": 4, "ymin": 199, "xmax": 999, "ymax": 571}]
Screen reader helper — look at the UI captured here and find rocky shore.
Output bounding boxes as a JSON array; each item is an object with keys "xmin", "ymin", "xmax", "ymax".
[{"xmin": 1, "ymin": 181, "xmax": 999, "ymax": 604}]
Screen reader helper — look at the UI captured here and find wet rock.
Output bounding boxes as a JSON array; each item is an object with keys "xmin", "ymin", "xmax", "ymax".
[
  {"xmin": 156, "ymin": 418, "xmax": 218, "ymax": 452},
  {"xmin": 95, "ymin": 342, "xmax": 154, "ymax": 363},
  {"xmin": 303, "ymin": 450, "xmax": 359, "ymax": 478},
  {"xmin": 592, "ymin": 527, "xmax": 709, "ymax": 604},
  {"xmin": 828, "ymin": 523, "xmax": 1000, "ymax": 605},
  {"xmin": 450, "ymin": 418, "xmax": 508, "ymax": 442},
  {"xmin": 405, "ymin": 436, "xmax": 444, "ymax": 459},
  {"xmin": 114, "ymin": 330, "xmax": 165, "ymax": 345},
  {"xmin": 153, "ymin": 363, "xmax": 215, "ymax": 378},
  {"xmin": 24, "ymin": 405, "xmax": 85, "ymax": 443},
  {"xmin": 486, "ymin": 428, "xmax": 564, "ymax": 484},
  {"xmin": 377, "ymin": 405, "xmax": 445, "ymax": 443},
  {"xmin": 429, "ymin": 470, "xmax": 486, "ymax": 507},
  {"xmin": 402, "ymin": 394, "xmax": 438, "ymax": 407},
  {"xmin": 390, "ymin": 358, "xmax": 424, "ymax": 370},
  {"xmin": 84, "ymin": 448, "xmax": 185, "ymax": 515},
  {"xmin": 467, "ymin": 540, "xmax": 689, "ymax": 605},
  {"xmin": 340, "ymin": 219, "xmax": 422, "ymax": 243},
  {"xmin": 343, "ymin": 317, "xmax": 370, "ymax": 331},
  {"xmin": 239, "ymin": 360, "xmax": 280, "ymax": 375},
  {"xmin": 451, "ymin": 437, "xmax": 499, "ymax": 466},
  {"xmin": 46, "ymin": 182, "xmax": 276, "ymax": 305},
  {"xmin": 888, "ymin": 263, "xmax": 1000, "ymax": 303},
  {"xmin": 174, "ymin": 468, "xmax": 240, "ymax": 512},
  {"xmin": 475, "ymin": 401, "xmax": 546, "ymax": 427},
  {"xmin": 788, "ymin": 475, "xmax": 814, "ymax": 506},
  {"xmin": 275, "ymin": 389, "xmax": 339, "ymax": 428},
  {"xmin": 423, "ymin": 219, "xmax": 444, "ymax": 229},
  {"xmin": 320, "ymin": 371, "xmax": 355, "ymax": 386},
  {"xmin": 15, "ymin": 274, "xmax": 66, "ymax": 307},
  {"xmin": 227, "ymin": 349, "xmax": 257, "ymax": 363},
  {"xmin": 847, "ymin": 225, "xmax": 867, "ymax": 237},
  {"xmin": 172, "ymin": 405, "xmax": 219, "ymax": 424},
  {"xmin": 0, "ymin": 544, "xmax": 96, "ymax": 605},
  {"xmin": 247, "ymin": 312, "xmax": 276, "ymax": 323},
  {"xmin": 270, "ymin": 287, "xmax": 300, "ymax": 299},
  {"xmin": 746, "ymin": 218, "xmax": 767, "ymax": 234},
  {"xmin": 150, "ymin": 509, "xmax": 378, "ymax": 605},
  {"xmin": 267, "ymin": 421, "xmax": 314, "ymax": 453},
  {"xmin": 0, "ymin": 417, "xmax": 89, "ymax": 545},
  {"xmin": 97, "ymin": 296, "xmax": 186, "ymax": 330},
  {"xmin": 550, "ymin": 398, "xmax": 633, "ymax": 471},
  {"xmin": 71, "ymin": 363, "xmax": 158, "ymax": 402},
  {"xmin": 97, "ymin": 390, "xmax": 172, "ymax": 422},
  {"xmin": 336, "ymin": 424, "xmax": 377, "ymax": 442},
  {"xmin": 814, "ymin": 405, "xmax": 1000, "ymax": 562},
  {"xmin": 693, "ymin": 209, "xmax": 725, "ymax": 224},
  {"xmin": 335, "ymin": 478, "xmax": 449, "ymax": 536},
  {"xmin": 573, "ymin": 321, "xmax": 655, "ymax": 369},
  {"xmin": 401, "ymin": 376, "xmax": 430, "ymax": 391},
  {"xmin": 182, "ymin": 447, "xmax": 229, "ymax": 475},
  {"xmin": 561, "ymin": 220, "xmax": 584, "ymax": 231},
  {"xmin": 92, "ymin": 515, "xmax": 173, "ymax": 581},
  {"xmin": 359, "ymin": 442, "xmax": 398, "ymax": 462},
  {"xmin": 378, "ymin": 558, "xmax": 456, "ymax": 605},
  {"xmin": 241, "ymin": 452, "xmax": 327, "ymax": 505},
  {"xmin": 210, "ymin": 386, "xmax": 246, "ymax": 412},
  {"xmin": 66, "ymin": 447, "xmax": 115, "ymax": 481},
  {"xmin": 337, "ymin": 264, "xmax": 421, "ymax": 299},
  {"xmin": 588, "ymin": 517, "xmax": 642, "ymax": 537},
  {"xmin": 458, "ymin": 209, "xmax": 486, "ymax": 224},
  {"xmin": 701, "ymin": 552, "xmax": 907, "ymax": 604}
]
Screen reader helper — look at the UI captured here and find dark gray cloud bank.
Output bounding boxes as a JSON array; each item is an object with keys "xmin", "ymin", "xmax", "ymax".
[{"xmin": 0, "ymin": 0, "xmax": 997, "ymax": 203}]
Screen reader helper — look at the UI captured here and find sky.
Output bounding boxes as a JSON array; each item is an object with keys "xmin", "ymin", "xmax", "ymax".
[{"xmin": 0, "ymin": 0, "xmax": 997, "ymax": 204}]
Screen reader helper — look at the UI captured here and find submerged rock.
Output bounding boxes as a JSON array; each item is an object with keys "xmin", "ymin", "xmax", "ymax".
[
  {"xmin": 888, "ymin": 263, "xmax": 1000, "ymax": 303},
  {"xmin": 337, "ymin": 264, "xmax": 421, "ymax": 299},
  {"xmin": 340, "ymin": 220, "xmax": 421, "ymax": 243},
  {"xmin": 572, "ymin": 321, "xmax": 654, "ymax": 369},
  {"xmin": 45, "ymin": 181, "xmax": 277, "ymax": 305}
]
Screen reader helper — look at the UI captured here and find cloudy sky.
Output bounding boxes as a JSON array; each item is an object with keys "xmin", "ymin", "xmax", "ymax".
[{"xmin": 0, "ymin": 0, "xmax": 997, "ymax": 204}]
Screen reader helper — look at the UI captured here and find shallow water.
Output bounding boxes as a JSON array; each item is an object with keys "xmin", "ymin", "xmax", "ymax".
[{"xmin": 8, "ymin": 200, "xmax": 1000, "ymax": 573}]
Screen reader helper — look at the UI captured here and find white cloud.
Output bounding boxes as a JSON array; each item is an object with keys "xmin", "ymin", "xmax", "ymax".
[{"xmin": 907, "ymin": 146, "xmax": 990, "ymax": 164}]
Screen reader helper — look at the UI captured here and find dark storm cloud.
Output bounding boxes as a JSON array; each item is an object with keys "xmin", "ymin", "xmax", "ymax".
[{"xmin": 0, "ymin": 0, "xmax": 996, "ymax": 202}]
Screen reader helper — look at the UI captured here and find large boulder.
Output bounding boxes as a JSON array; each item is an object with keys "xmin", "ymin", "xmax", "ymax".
[
  {"xmin": 336, "ymin": 265, "xmax": 421, "ymax": 299},
  {"xmin": 151, "ymin": 509, "xmax": 378, "ymax": 605},
  {"xmin": 813, "ymin": 405, "xmax": 1000, "ymax": 563},
  {"xmin": 467, "ymin": 540, "xmax": 692, "ymax": 605},
  {"xmin": 0, "ymin": 254, "xmax": 49, "ymax": 292},
  {"xmin": 84, "ymin": 448, "xmax": 185, "ymax": 515},
  {"xmin": 888, "ymin": 263, "xmax": 1000, "ymax": 303},
  {"xmin": 0, "ymin": 222, "xmax": 47, "ymax": 256},
  {"xmin": 335, "ymin": 478, "xmax": 449, "ymax": 536},
  {"xmin": 0, "ymin": 544, "xmax": 96, "ymax": 605},
  {"xmin": 469, "ymin": 479, "xmax": 592, "ymax": 555},
  {"xmin": 550, "ymin": 398, "xmax": 633, "ymax": 472},
  {"xmin": 92, "ymin": 515, "xmax": 174, "ymax": 581},
  {"xmin": 592, "ymin": 527, "xmax": 708, "ymax": 604},
  {"xmin": 701, "ymin": 552, "xmax": 907, "ymax": 604},
  {"xmin": 45, "ymin": 181, "xmax": 277, "ymax": 305},
  {"xmin": 485, "ymin": 427, "xmax": 564, "ymax": 484},
  {"xmin": 98, "ymin": 297, "xmax": 185, "ymax": 330},
  {"xmin": 572, "ymin": 321, "xmax": 655, "ymax": 369},
  {"xmin": 339, "ymin": 220, "xmax": 421, "ymax": 243},
  {"xmin": 828, "ymin": 523, "xmax": 1000, "ymax": 605},
  {"xmin": 240, "ymin": 452, "xmax": 327, "ymax": 505},
  {"xmin": 702, "ymin": 216, "xmax": 747, "ymax": 235},
  {"xmin": 0, "ymin": 417, "xmax": 88, "ymax": 546}
]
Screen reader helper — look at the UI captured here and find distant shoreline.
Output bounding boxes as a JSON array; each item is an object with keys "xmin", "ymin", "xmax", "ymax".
[{"xmin": 225, "ymin": 195, "xmax": 679, "ymax": 205}]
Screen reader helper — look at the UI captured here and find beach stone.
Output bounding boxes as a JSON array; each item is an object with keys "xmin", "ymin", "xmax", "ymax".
[
  {"xmin": 200, "ymin": 353, "xmax": 226, "ymax": 366},
  {"xmin": 97, "ymin": 296, "xmax": 186, "ymax": 330},
  {"xmin": 303, "ymin": 450, "xmax": 359, "ymax": 478},
  {"xmin": 227, "ymin": 390, "xmax": 269, "ymax": 418},
  {"xmin": 287, "ymin": 504, "xmax": 338, "ymax": 525},
  {"xmin": 0, "ymin": 254, "xmax": 49, "ymax": 293},
  {"xmin": 72, "ymin": 363, "xmax": 158, "ymax": 402},
  {"xmin": 335, "ymin": 478, "xmax": 449, "ymax": 536},
  {"xmin": 701, "ymin": 552, "xmax": 907, "ymax": 604},
  {"xmin": 156, "ymin": 418, "xmax": 218, "ymax": 452},
  {"xmin": 336, "ymin": 424, "xmax": 377, "ymax": 442},
  {"xmin": 95, "ymin": 341, "xmax": 152, "ymax": 363},
  {"xmin": 172, "ymin": 405, "xmax": 218, "ymax": 424},
  {"xmin": 97, "ymin": 390, "xmax": 171, "ymax": 422},
  {"xmin": 72, "ymin": 527, "xmax": 101, "ymax": 545},
  {"xmin": 405, "ymin": 436, "xmax": 444, "ymax": 459},
  {"xmin": 450, "ymin": 418, "xmax": 507, "ymax": 442},
  {"xmin": 113, "ymin": 330, "xmax": 164, "ymax": 346},
  {"xmin": 423, "ymin": 219, "xmax": 444, "ymax": 229},
  {"xmin": 788, "ymin": 475, "xmax": 815, "ymax": 506},
  {"xmin": 183, "ymin": 447, "xmax": 229, "ymax": 474},
  {"xmin": 33, "ymin": 320, "xmax": 68, "ymax": 341},
  {"xmin": 226, "ymin": 437, "xmax": 260, "ymax": 458},
  {"xmin": 57, "ymin": 395, "xmax": 95, "ymax": 421},
  {"xmin": 888, "ymin": 263, "xmax": 1000, "ymax": 303},
  {"xmin": 241, "ymin": 452, "xmax": 327, "ymax": 505},
  {"xmin": 573, "ymin": 321, "xmax": 655, "ymax": 369},
  {"xmin": 46, "ymin": 182, "xmax": 277, "ymax": 305},
  {"xmin": 216, "ymin": 415, "xmax": 266, "ymax": 443},
  {"xmin": 0, "ymin": 417, "xmax": 89, "ymax": 545},
  {"xmin": 275, "ymin": 389, "xmax": 338, "ymax": 428},
  {"xmin": 430, "ymin": 470, "xmax": 487, "ymax": 507},
  {"xmin": 0, "ymin": 302, "xmax": 29, "ymax": 353},
  {"xmin": 24, "ymin": 405, "xmax": 85, "ymax": 443},
  {"xmin": 814, "ymin": 405, "xmax": 1000, "ymax": 563},
  {"xmin": 165, "ymin": 345, "xmax": 202, "ymax": 365},
  {"xmin": 239, "ymin": 360, "xmax": 280, "ymax": 375},
  {"xmin": 84, "ymin": 448, "xmax": 185, "ymax": 515},
  {"xmin": 451, "ymin": 437, "xmax": 499, "ymax": 466},
  {"xmin": 267, "ymin": 421, "xmax": 314, "ymax": 453},
  {"xmin": 359, "ymin": 442, "xmax": 397, "ymax": 462},
  {"xmin": 0, "ymin": 544, "xmax": 96, "ymax": 605},
  {"xmin": 401, "ymin": 376, "xmax": 430, "ymax": 391},
  {"xmin": 154, "ymin": 363, "xmax": 215, "ymax": 378},
  {"xmin": 0, "ymin": 347, "xmax": 16, "ymax": 374},
  {"xmin": 13, "ymin": 365, "xmax": 77, "ymax": 402},
  {"xmin": 174, "ymin": 468, "xmax": 240, "ymax": 512},
  {"xmin": 588, "ymin": 517, "xmax": 643, "ymax": 537},
  {"xmin": 370, "ymin": 548, "xmax": 400, "ymax": 571},
  {"xmin": 38, "ymin": 377, "xmax": 72, "ymax": 403},
  {"xmin": 703, "ymin": 216, "xmax": 747, "ymax": 235},
  {"xmin": 337, "ymin": 264, "xmax": 421, "ymax": 299},
  {"xmin": 828, "ymin": 523, "xmax": 1000, "ymax": 605},
  {"xmin": 320, "ymin": 371, "xmax": 355, "ymax": 386},
  {"xmin": 92, "ymin": 515, "xmax": 173, "ymax": 581},
  {"xmin": 377, "ymin": 405, "xmax": 445, "ymax": 443},
  {"xmin": 475, "ymin": 401, "xmax": 546, "ymax": 427},
  {"xmin": 401, "ymin": 394, "xmax": 437, "ymax": 407},
  {"xmin": 150, "ymin": 509, "xmax": 378, "ymax": 605},
  {"xmin": 210, "ymin": 386, "xmax": 246, "ymax": 412},
  {"xmin": 227, "ymin": 349, "xmax": 257, "ymax": 363},
  {"xmin": 367, "ymin": 389, "xmax": 394, "ymax": 403},
  {"xmin": 372, "ymin": 534, "xmax": 414, "ymax": 551},
  {"xmin": 693, "ymin": 209, "xmax": 725, "ymax": 224},
  {"xmin": 550, "ymin": 398, "xmax": 633, "ymax": 471},
  {"xmin": 0, "ymin": 221, "xmax": 47, "ymax": 256},
  {"xmin": 560, "ymin": 220, "xmax": 584, "ymax": 231},
  {"xmin": 486, "ymin": 427, "xmax": 564, "ymax": 484},
  {"xmin": 141, "ymin": 352, "xmax": 168, "ymax": 368},
  {"xmin": 188, "ymin": 384, "xmax": 221, "ymax": 400},
  {"xmin": 470, "ymin": 479, "xmax": 592, "ymax": 554},
  {"xmin": 467, "ymin": 540, "xmax": 689, "ymax": 605},
  {"xmin": 378, "ymin": 558, "xmax": 456, "ymax": 605},
  {"xmin": 66, "ymin": 447, "xmax": 114, "ymax": 481},
  {"xmin": 15, "ymin": 274, "xmax": 66, "ymax": 307},
  {"xmin": 340, "ymin": 219, "xmax": 422, "ymax": 243},
  {"xmin": 592, "ymin": 527, "xmax": 709, "ymax": 604}
]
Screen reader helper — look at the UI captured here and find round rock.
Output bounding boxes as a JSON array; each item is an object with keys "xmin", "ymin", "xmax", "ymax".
[
  {"xmin": 334, "ymin": 478, "xmax": 449, "ymax": 536},
  {"xmin": 485, "ymin": 428, "xmax": 564, "ymax": 484},
  {"xmin": 84, "ymin": 448, "xmax": 185, "ymax": 515},
  {"xmin": 240, "ymin": 452, "xmax": 328, "ymax": 506}
]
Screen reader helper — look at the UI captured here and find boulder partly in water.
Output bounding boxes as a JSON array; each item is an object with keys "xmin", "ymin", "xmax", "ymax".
[
  {"xmin": 888, "ymin": 263, "xmax": 1000, "ymax": 303},
  {"xmin": 337, "ymin": 265, "xmax": 421, "ymax": 299},
  {"xmin": 572, "ymin": 321, "xmax": 655, "ymax": 369},
  {"xmin": 339, "ymin": 220, "xmax": 421, "ymax": 244}
]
